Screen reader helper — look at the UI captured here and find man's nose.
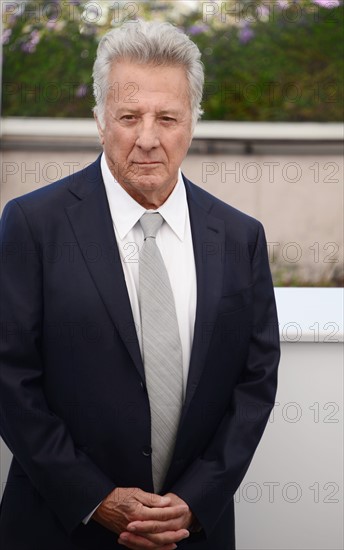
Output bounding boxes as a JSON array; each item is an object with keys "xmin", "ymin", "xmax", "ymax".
[{"xmin": 135, "ymin": 121, "xmax": 160, "ymax": 151}]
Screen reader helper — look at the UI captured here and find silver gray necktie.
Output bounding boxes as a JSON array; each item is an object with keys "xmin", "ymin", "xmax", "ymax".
[{"xmin": 139, "ymin": 212, "xmax": 183, "ymax": 493}]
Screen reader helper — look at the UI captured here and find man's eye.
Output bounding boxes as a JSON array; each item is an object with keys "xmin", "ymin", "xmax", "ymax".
[
  {"xmin": 121, "ymin": 115, "xmax": 136, "ymax": 121},
  {"xmin": 161, "ymin": 116, "xmax": 176, "ymax": 122}
]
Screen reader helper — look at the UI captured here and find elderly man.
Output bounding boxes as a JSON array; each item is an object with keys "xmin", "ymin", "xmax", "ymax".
[{"xmin": 0, "ymin": 20, "xmax": 280, "ymax": 550}]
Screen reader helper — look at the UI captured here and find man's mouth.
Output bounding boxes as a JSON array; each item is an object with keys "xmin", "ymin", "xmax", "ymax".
[{"xmin": 133, "ymin": 162, "xmax": 161, "ymax": 165}]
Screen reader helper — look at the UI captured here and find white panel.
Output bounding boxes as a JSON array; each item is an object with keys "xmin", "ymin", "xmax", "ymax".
[{"xmin": 236, "ymin": 342, "xmax": 343, "ymax": 550}]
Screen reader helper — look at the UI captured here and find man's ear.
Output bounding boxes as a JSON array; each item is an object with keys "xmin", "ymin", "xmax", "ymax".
[{"xmin": 94, "ymin": 113, "xmax": 105, "ymax": 145}]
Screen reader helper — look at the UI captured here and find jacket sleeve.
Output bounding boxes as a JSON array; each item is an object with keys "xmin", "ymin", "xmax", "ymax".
[
  {"xmin": 170, "ymin": 221, "xmax": 280, "ymax": 538},
  {"xmin": 0, "ymin": 200, "xmax": 115, "ymax": 534}
]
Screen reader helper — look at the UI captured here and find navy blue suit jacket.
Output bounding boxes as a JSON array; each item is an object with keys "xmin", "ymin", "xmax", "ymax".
[{"xmin": 0, "ymin": 157, "xmax": 280, "ymax": 549}]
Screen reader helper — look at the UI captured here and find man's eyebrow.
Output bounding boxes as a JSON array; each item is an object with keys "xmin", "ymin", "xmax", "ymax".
[
  {"xmin": 116, "ymin": 108, "xmax": 182, "ymax": 116},
  {"xmin": 116, "ymin": 108, "xmax": 141, "ymax": 115},
  {"xmin": 156, "ymin": 109, "xmax": 180, "ymax": 116}
]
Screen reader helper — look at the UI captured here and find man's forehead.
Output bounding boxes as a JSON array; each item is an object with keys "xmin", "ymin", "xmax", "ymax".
[
  {"xmin": 115, "ymin": 106, "xmax": 186, "ymax": 115},
  {"xmin": 109, "ymin": 57, "xmax": 186, "ymax": 71},
  {"xmin": 105, "ymin": 61, "xmax": 190, "ymax": 107},
  {"xmin": 107, "ymin": 59, "xmax": 188, "ymax": 85}
]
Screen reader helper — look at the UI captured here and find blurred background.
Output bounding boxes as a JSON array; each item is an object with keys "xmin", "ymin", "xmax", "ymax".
[{"xmin": 2, "ymin": 0, "xmax": 343, "ymax": 121}]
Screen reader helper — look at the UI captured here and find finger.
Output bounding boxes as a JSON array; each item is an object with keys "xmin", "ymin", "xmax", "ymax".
[
  {"xmin": 118, "ymin": 529, "xmax": 190, "ymax": 550},
  {"xmin": 118, "ymin": 541, "xmax": 177, "ymax": 550},
  {"xmin": 120, "ymin": 529, "xmax": 190, "ymax": 548},
  {"xmin": 138, "ymin": 503, "xmax": 188, "ymax": 522},
  {"xmin": 118, "ymin": 531, "xmax": 178, "ymax": 549},
  {"xmin": 143, "ymin": 529, "xmax": 190, "ymax": 545},
  {"xmin": 126, "ymin": 519, "xmax": 183, "ymax": 534},
  {"xmin": 135, "ymin": 490, "xmax": 171, "ymax": 509}
]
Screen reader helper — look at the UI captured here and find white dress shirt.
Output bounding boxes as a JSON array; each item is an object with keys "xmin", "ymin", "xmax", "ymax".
[
  {"xmin": 83, "ymin": 154, "xmax": 197, "ymax": 524},
  {"xmin": 101, "ymin": 153, "xmax": 197, "ymax": 396}
]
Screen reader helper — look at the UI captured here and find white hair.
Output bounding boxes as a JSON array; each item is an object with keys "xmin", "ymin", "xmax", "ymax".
[{"xmin": 92, "ymin": 19, "xmax": 204, "ymax": 131}]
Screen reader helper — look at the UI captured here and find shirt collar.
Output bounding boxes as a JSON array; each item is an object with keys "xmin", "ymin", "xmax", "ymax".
[{"xmin": 101, "ymin": 153, "xmax": 187, "ymax": 241}]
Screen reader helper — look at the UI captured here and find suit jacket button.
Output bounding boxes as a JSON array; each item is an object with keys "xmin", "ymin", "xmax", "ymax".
[{"xmin": 142, "ymin": 446, "xmax": 152, "ymax": 457}]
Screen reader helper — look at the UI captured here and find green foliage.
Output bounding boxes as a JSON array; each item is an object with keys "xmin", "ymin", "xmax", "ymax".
[
  {"xmin": 271, "ymin": 264, "xmax": 344, "ymax": 287},
  {"xmin": 2, "ymin": 0, "xmax": 343, "ymax": 121},
  {"xmin": 2, "ymin": 1, "xmax": 97, "ymax": 117}
]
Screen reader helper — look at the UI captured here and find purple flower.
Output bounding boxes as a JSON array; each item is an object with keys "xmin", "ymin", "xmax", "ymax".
[
  {"xmin": 21, "ymin": 29, "xmax": 41, "ymax": 54},
  {"xmin": 21, "ymin": 42, "xmax": 35, "ymax": 53},
  {"xmin": 75, "ymin": 84, "xmax": 88, "ymax": 98},
  {"xmin": 46, "ymin": 19, "xmax": 57, "ymax": 30},
  {"xmin": 312, "ymin": 0, "xmax": 340, "ymax": 7},
  {"xmin": 258, "ymin": 4, "xmax": 270, "ymax": 20},
  {"xmin": 2, "ymin": 28, "xmax": 12, "ymax": 45},
  {"xmin": 188, "ymin": 24, "xmax": 209, "ymax": 36},
  {"xmin": 30, "ymin": 30, "xmax": 40, "ymax": 45},
  {"xmin": 239, "ymin": 24, "xmax": 254, "ymax": 44}
]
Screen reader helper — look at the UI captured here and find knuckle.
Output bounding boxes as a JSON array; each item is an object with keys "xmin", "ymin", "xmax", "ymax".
[{"xmin": 158, "ymin": 533, "xmax": 173, "ymax": 544}]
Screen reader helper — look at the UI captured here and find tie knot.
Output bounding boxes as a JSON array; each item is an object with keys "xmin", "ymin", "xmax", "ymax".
[{"xmin": 140, "ymin": 212, "xmax": 164, "ymax": 239}]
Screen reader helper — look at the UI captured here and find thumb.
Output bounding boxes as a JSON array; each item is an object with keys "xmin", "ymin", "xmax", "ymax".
[{"xmin": 136, "ymin": 490, "xmax": 171, "ymax": 508}]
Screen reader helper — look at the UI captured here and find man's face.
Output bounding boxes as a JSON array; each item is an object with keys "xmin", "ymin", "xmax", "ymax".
[{"xmin": 96, "ymin": 59, "xmax": 193, "ymax": 207}]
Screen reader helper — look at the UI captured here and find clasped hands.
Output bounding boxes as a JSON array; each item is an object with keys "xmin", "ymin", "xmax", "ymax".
[{"xmin": 92, "ymin": 487, "xmax": 194, "ymax": 550}]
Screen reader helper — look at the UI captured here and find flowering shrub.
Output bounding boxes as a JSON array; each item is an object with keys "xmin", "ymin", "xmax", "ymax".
[{"xmin": 2, "ymin": 0, "xmax": 343, "ymax": 120}]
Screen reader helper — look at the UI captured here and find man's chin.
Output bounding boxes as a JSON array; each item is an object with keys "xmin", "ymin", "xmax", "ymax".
[{"xmin": 123, "ymin": 174, "xmax": 167, "ymax": 190}]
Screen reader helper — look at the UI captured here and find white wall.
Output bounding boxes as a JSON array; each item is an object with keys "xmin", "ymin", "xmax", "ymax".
[
  {"xmin": 235, "ymin": 288, "xmax": 344, "ymax": 549},
  {"xmin": 236, "ymin": 341, "xmax": 343, "ymax": 549}
]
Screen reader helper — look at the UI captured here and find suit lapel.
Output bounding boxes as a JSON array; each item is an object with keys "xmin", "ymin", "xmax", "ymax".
[
  {"xmin": 64, "ymin": 163, "xmax": 225, "ymax": 415},
  {"xmin": 181, "ymin": 177, "xmax": 225, "ymax": 423},
  {"xmin": 65, "ymin": 159, "xmax": 145, "ymax": 382}
]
